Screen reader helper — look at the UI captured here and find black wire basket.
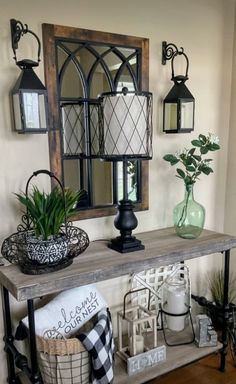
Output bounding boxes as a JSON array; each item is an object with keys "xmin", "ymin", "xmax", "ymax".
[{"xmin": 1, "ymin": 170, "xmax": 89, "ymax": 275}]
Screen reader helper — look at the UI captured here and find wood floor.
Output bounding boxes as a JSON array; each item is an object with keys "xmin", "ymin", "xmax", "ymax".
[{"xmin": 147, "ymin": 352, "xmax": 236, "ymax": 384}]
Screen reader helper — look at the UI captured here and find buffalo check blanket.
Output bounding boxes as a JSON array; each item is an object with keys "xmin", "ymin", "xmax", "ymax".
[{"xmin": 77, "ymin": 308, "xmax": 115, "ymax": 384}]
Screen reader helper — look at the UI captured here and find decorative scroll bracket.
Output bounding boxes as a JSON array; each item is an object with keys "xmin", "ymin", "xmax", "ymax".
[
  {"xmin": 162, "ymin": 41, "xmax": 184, "ymax": 65},
  {"xmin": 10, "ymin": 18, "xmax": 41, "ymax": 64}
]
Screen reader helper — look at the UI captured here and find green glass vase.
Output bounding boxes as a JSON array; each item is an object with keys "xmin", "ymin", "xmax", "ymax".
[{"xmin": 174, "ymin": 184, "xmax": 205, "ymax": 239}]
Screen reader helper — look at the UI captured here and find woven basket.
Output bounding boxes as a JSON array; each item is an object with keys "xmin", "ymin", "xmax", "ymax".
[
  {"xmin": 36, "ymin": 335, "xmax": 90, "ymax": 384},
  {"xmin": 36, "ymin": 335, "xmax": 86, "ymax": 355}
]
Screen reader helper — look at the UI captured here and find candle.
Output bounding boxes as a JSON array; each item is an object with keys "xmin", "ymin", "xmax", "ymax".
[
  {"xmin": 129, "ymin": 335, "xmax": 144, "ymax": 356},
  {"xmin": 165, "ymin": 280, "xmax": 187, "ymax": 332}
]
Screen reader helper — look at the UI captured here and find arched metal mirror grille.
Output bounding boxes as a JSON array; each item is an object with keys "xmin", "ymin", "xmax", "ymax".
[
  {"xmin": 42, "ymin": 24, "xmax": 149, "ymax": 220},
  {"xmin": 57, "ymin": 40, "xmax": 142, "ymax": 208}
]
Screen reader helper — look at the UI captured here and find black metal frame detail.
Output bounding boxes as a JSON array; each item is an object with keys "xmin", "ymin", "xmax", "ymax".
[
  {"xmin": 10, "ymin": 19, "xmax": 41, "ymax": 66},
  {"xmin": 56, "ymin": 39, "xmax": 142, "ymax": 209},
  {"xmin": 0, "ymin": 249, "xmax": 232, "ymax": 382},
  {"xmin": 1, "ymin": 287, "xmax": 41, "ymax": 383},
  {"xmin": 162, "ymin": 41, "xmax": 184, "ymax": 65},
  {"xmin": 159, "ymin": 307, "xmax": 195, "ymax": 347}
]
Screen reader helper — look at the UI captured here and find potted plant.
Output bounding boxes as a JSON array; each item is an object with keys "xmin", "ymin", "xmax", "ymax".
[
  {"xmin": 207, "ymin": 269, "xmax": 236, "ymax": 330},
  {"xmin": 163, "ymin": 133, "xmax": 220, "ymax": 239},
  {"xmin": 15, "ymin": 186, "xmax": 84, "ymax": 265}
]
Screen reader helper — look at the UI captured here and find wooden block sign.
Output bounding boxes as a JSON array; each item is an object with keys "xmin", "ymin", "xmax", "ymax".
[{"xmin": 127, "ymin": 345, "xmax": 166, "ymax": 376}]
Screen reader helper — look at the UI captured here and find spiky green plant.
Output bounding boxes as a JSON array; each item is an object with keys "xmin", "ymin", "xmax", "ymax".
[
  {"xmin": 208, "ymin": 269, "xmax": 236, "ymax": 305},
  {"xmin": 15, "ymin": 187, "xmax": 84, "ymax": 240}
]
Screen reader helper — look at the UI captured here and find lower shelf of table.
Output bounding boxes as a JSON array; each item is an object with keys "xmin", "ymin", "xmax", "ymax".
[{"xmin": 114, "ymin": 332, "xmax": 222, "ymax": 384}]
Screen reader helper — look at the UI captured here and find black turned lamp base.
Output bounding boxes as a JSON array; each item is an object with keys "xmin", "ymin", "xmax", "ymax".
[
  {"xmin": 110, "ymin": 198, "xmax": 145, "ymax": 253},
  {"xmin": 108, "ymin": 236, "xmax": 145, "ymax": 253}
]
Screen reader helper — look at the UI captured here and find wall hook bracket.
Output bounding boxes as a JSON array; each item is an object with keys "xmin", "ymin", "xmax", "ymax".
[
  {"xmin": 10, "ymin": 18, "xmax": 41, "ymax": 65},
  {"xmin": 162, "ymin": 41, "xmax": 184, "ymax": 65}
]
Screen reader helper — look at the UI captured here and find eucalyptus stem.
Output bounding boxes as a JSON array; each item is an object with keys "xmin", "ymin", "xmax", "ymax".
[{"xmin": 177, "ymin": 185, "xmax": 191, "ymax": 228}]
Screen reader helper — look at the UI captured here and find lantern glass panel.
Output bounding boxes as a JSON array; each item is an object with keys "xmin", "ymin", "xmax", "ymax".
[
  {"xmin": 164, "ymin": 103, "xmax": 177, "ymax": 131},
  {"xmin": 180, "ymin": 101, "xmax": 194, "ymax": 130},
  {"xmin": 38, "ymin": 94, "xmax": 47, "ymax": 129},
  {"xmin": 13, "ymin": 93, "xmax": 22, "ymax": 131},
  {"xmin": 21, "ymin": 92, "xmax": 47, "ymax": 130}
]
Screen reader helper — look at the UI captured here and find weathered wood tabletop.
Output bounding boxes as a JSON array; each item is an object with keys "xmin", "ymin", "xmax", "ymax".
[{"xmin": 0, "ymin": 227, "xmax": 236, "ymax": 301}]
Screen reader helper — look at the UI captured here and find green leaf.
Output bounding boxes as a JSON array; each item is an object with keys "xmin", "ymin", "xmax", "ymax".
[
  {"xmin": 163, "ymin": 154, "xmax": 179, "ymax": 165},
  {"xmin": 199, "ymin": 134, "xmax": 207, "ymax": 144},
  {"xmin": 200, "ymin": 146, "xmax": 208, "ymax": 154},
  {"xmin": 191, "ymin": 140, "xmax": 202, "ymax": 147},
  {"xmin": 209, "ymin": 143, "xmax": 220, "ymax": 151},
  {"xmin": 15, "ymin": 186, "xmax": 84, "ymax": 239},
  {"xmin": 176, "ymin": 168, "xmax": 185, "ymax": 179},
  {"xmin": 186, "ymin": 165, "xmax": 195, "ymax": 172},
  {"xmin": 201, "ymin": 167, "xmax": 213, "ymax": 175},
  {"xmin": 185, "ymin": 157, "xmax": 192, "ymax": 166},
  {"xmin": 192, "ymin": 154, "xmax": 201, "ymax": 161},
  {"xmin": 163, "ymin": 154, "xmax": 175, "ymax": 162},
  {"xmin": 189, "ymin": 148, "xmax": 195, "ymax": 155},
  {"xmin": 191, "ymin": 158, "xmax": 197, "ymax": 167}
]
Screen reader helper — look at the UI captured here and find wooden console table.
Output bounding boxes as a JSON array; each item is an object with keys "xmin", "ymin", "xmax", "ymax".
[{"xmin": 0, "ymin": 227, "xmax": 236, "ymax": 383}]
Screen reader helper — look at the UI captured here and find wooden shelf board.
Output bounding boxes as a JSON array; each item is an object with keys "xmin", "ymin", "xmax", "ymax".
[
  {"xmin": 0, "ymin": 227, "xmax": 236, "ymax": 301},
  {"xmin": 114, "ymin": 332, "xmax": 222, "ymax": 384}
]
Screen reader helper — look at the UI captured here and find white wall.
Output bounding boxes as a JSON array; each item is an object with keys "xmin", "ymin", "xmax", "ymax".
[
  {"xmin": 0, "ymin": 0, "xmax": 235, "ymax": 380},
  {"xmin": 225, "ymin": 4, "xmax": 236, "ymax": 273}
]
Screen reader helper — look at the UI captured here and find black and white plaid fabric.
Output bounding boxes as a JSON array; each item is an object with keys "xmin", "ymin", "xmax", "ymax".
[{"xmin": 77, "ymin": 308, "xmax": 115, "ymax": 384}]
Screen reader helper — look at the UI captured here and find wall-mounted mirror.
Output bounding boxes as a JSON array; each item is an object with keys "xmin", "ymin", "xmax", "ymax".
[{"xmin": 42, "ymin": 24, "xmax": 150, "ymax": 220}]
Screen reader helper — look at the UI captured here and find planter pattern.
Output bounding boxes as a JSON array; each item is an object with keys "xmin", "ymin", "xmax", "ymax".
[{"xmin": 26, "ymin": 235, "xmax": 68, "ymax": 264}]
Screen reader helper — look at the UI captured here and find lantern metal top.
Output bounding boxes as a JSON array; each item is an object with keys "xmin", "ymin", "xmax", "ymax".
[{"xmin": 12, "ymin": 65, "xmax": 46, "ymax": 93}]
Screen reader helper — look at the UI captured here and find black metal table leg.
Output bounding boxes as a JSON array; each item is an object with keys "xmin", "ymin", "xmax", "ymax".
[
  {"xmin": 27, "ymin": 300, "xmax": 41, "ymax": 383},
  {"xmin": 1, "ymin": 286, "xmax": 19, "ymax": 383},
  {"xmin": 220, "ymin": 249, "xmax": 230, "ymax": 372}
]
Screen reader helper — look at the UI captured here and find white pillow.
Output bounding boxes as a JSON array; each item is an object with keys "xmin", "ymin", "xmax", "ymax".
[{"xmin": 22, "ymin": 285, "xmax": 107, "ymax": 339}]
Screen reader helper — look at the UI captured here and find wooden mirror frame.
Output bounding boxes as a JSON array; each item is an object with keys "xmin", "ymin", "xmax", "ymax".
[{"xmin": 42, "ymin": 23, "xmax": 149, "ymax": 220}]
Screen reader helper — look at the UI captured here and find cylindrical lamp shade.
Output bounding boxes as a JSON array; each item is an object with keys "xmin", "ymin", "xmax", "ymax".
[{"xmin": 100, "ymin": 91, "xmax": 152, "ymax": 160}]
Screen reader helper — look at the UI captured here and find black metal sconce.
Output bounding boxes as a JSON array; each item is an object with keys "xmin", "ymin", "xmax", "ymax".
[
  {"xmin": 162, "ymin": 41, "xmax": 194, "ymax": 134},
  {"xmin": 10, "ymin": 19, "xmax": 48, "ymax": 133},
  {"xmin": 100, "ymin": 87, "xmax": 153, "ymax": 253}
]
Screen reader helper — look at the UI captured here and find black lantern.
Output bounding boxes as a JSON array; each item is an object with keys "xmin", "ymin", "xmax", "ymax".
[
  {"xmin": 100, "ymin": 88, "xmax": 153, "ymax": 253},
  {"xmin": 162, "ymin": 41, "xmax": 194, "ymax": 133},
  {"xmin": 10, "ymin": 19, "xmax": 48, "ymax": 133}
]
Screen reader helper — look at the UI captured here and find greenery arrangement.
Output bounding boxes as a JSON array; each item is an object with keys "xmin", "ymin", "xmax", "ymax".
[
  {"xmin": 15, "ymin": 187, "xmax": 83, "ymax": 241},
  {"xmin": 163, "ymin": 133, "xmax": 220, "ymax": 187},
  {"xmin": 208, "ymin": 269, "xmax": 236, "ymax": 305},
  {"xmin": 163, "ymin": 133, "xmax": 221, "ymax": 237}
]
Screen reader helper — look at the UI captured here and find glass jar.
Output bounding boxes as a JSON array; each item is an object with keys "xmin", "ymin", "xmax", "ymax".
[
  {"xmin": 163, "ymin": 277, "xmax": 188, "ymax": 332},
  {"xmin": 173, "ymin": 184, "xmax": 205, "ymax": 239}
]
